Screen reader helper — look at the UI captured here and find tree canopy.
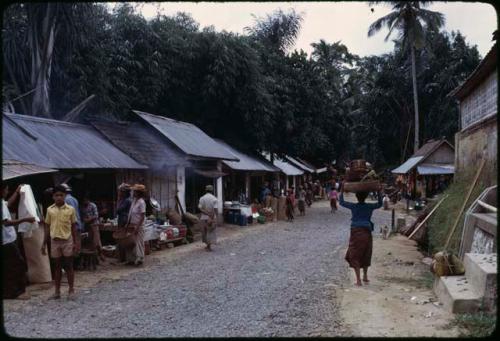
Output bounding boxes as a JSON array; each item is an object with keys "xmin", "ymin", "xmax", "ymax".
[{"xmin": 2, "ymin": 3, "xmax": 481, "ymax": 168}]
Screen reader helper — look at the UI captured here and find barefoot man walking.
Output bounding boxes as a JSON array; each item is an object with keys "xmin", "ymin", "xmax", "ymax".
[{"xmin": 198, "ymin": 185, "xmax": 218, "ymax": 251}]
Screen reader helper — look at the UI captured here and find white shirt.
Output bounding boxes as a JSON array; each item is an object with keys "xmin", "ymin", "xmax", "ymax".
[
  {"xmin": 198, "ymin": 193, "xmax": 218, "ymax": 221},
  {"xmin": 128, "ymin": 198, "xmax": 146, "ymax": 227},
  {"xmin": 2, "ymin": 199, "xmax": 17, "ymax": 245}
]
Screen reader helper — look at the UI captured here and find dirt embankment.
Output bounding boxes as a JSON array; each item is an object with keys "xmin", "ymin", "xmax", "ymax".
[{"xmin": 338, "ymin": 234, "xmax": 459, "ymax": 337}]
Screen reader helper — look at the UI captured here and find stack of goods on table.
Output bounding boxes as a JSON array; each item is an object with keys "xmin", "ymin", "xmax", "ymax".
[
  {"xmin": 224, "ymin": 201, "xmax": 251, "ymax": 226},
  {"xmin": 343, "ymin": 159, "xmax": 380, "ymax": 193},
  {"xmin": 258, "ymin": 207, "xmax": 274, "ymax": 223}
]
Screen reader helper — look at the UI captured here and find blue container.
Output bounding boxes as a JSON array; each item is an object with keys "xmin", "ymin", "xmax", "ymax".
[
  {"xmin": 238, "ymin": 214, "xmax": 247, "ymax": 227},
  {"xmin": 227, "ymin": 211, "xmax": 235, "ymax": 224}
]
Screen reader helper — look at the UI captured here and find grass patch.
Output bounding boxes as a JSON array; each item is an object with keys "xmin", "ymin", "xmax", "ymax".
[
  {"xmin": 426, "ymin": 167, "xmax": 491, "ymax": 255},
  {"xmin": 448, "ymin": 311, "xmax": 497, "ymax": 337}
]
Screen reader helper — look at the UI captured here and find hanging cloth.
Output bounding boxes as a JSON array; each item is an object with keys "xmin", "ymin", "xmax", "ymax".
[{"xmin": 17, "ymin": 184, "xmax": 41, "ymax": 238}]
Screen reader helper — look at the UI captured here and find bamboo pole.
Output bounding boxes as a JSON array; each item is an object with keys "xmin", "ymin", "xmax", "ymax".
[
  {"xmin": 408, "ymin": 194, "xmax": 448, "ymax": 239},
  {"xmin": 477, "ymin": 200, "xmax": 497, "ymax": 213},
  {"xmin": 443, "ymin": 158, "xmax": 486, "ymax": 250}
]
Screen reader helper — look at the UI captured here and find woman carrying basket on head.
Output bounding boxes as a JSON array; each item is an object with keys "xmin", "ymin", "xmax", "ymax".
[{"xmin": 339, "ymin": 182, "xmax": 383, "ymax": 286}]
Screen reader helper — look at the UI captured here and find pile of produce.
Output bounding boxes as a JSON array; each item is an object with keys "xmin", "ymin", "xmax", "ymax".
[{"xmin": 343, "ymin": 159, "xmax": 380, "ymax": 193}]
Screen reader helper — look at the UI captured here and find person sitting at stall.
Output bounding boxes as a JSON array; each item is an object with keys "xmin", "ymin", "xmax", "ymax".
[
  {"xmin": 41, "ymin": 185, "xmax": 80, "ymax": 300},
  {"xmin": 2, "ymin": 183, "xmax": 36, "ymax": 300},
  {"xmin": 259, "ymin": 182, "xmax": 271, "ymax": 204},
  {"xmin": 125, "ymin": 184, "xmax": 146, "ymax": 266},
  {"xmin": 339, "ymin": 185, "xmax": 382, "ymax": 286},
  {"xmin": 116, "ymin": 183, "xmax": 132, "ymax": 262},
  {"xmin": 81, "ymin": 194, "xmax": 105, "ymax": 262}
]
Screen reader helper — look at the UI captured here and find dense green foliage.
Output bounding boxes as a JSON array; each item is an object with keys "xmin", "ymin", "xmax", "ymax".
[{"xmin": 2, "ymin": 3, "xmax": 481, "ymax": 167}]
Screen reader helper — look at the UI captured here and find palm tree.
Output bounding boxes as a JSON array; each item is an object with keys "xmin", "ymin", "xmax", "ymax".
[
  {"xmin": 245, "ymin": 9, "xmax": 303, "ymax": 54},
  {"xmin": 368, "ymin": 1, "xmax": 444, "ymax": 152},
  {"xmin": 3, "ymin": 3, "xmax": 95, "ymax": 118}
]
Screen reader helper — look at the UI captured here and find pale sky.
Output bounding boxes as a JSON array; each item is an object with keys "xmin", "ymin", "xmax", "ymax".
[{"xmin": 115, "ymin": 2, "xmax": 497, "ymax": 58}]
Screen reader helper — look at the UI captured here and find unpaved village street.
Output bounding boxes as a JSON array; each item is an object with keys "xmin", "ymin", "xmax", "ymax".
[{"xmin": 4, "ymin": 200, "xmax": 391, "ymax": 338}]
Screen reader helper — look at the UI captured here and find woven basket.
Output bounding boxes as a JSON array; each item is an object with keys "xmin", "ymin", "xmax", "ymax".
[
  {"xmin": 112, "ymin": 230, "xmax": 135, "ymax": 250},
  {"xmin": 183, "ymin": 212, "xmax": 200, "ymax": 225},
  {"xmin": 343, "ymin": 180, "xmax": 380, "ymax": 193}
]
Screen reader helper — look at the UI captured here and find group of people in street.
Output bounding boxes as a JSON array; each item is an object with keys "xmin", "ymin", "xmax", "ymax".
[
  {"xmin": 2, "ymin": 181, "xmax": 149, "ymax": 300},
  {"xmin": 258, "ymin": 179, "xmax": 334, "ymax": 222},
  {"xmin": 3, "ymin": 169, "xmax": 384, "ymax": 299}
]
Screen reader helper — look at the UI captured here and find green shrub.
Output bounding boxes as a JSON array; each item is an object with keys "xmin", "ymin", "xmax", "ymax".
[
  {"xmin": 452, "ymin": 312, "xmax": 497, "ymax": 337},
  {"xmin": 426, "ymin": 167, "xmax": 490, "ymax": 255}
]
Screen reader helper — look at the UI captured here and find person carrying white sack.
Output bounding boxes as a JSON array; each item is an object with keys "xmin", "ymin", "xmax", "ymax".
[{"xmin": 17, "ymin": 184, "xmax": 52, "ymax": 284}]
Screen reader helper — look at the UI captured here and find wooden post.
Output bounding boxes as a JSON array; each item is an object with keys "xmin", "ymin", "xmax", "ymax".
[
  {"xmin": 216, "ymin": 161, "xmax": 224, "ymax": 224},
  {"xmin": 245, "ymin": 172, "xmax": 251, "ymax": 203},
  {"xmin": 391, "ymin": 208, "xmax": 395, "ymax": 231},
  {"xmin": 408, "ymin": 194, "xmax": 448, "ymax": 239},
  {"xmin": 176, "ymin": 166, "xmax": 186, "ymax": 213}
]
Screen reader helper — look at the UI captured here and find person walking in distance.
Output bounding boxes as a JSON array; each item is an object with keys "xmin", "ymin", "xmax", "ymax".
[
  {"xmin": 198, "ymin": 185, "xmax": 218, "ymax": 251},
  {"xmin": 339, "ymin": 183, "xmax": 383, "ymax": 286},
  {"xmin": 329, "ymin": 186, "xmax": 339, "ymax": 213},
  {"xmin": 41, "ymin": 185, "xmax": 80, "ymax": 300}
]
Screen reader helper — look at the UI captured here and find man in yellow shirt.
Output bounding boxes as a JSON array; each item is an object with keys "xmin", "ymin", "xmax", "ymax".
[{"xmin": 41, "ymin": 185, "xmax": 80, "ymax": 300}]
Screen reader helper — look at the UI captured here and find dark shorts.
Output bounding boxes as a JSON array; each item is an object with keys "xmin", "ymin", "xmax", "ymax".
[{"xmin": 345, "ymin": 227, "xmax": 373, "ymax": 268}]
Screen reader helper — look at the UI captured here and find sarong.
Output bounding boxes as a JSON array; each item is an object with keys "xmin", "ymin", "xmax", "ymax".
[
  {"xmin": 286, "ymin": 202, "xmax": 294, "ymax": 219},
  {"xmin": 125, "ymin": 226, "xmax": 145, "ymax": 264},
  {"xmin": 330, "ymin": 198, "xmax": 337, "ymax": 210},
  {"xmin": 298, "ymin": 199, "xmax": 305, "ymax": 213},
  {"xmin": 345, "ymin": 227, "xmax": 373, "ymax": 268},
  {"xmin": 2, "ymin": 241, "xmax": 28, "ymax": 299},
  {"xmin": 201, "ymin": 220, "xmax": 217, "ymax": 244}
]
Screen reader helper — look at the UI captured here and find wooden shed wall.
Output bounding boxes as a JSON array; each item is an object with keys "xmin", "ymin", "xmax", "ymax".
[
  {"xmin": 116, "ymin": 167, "xmax": 178, "ymax": 212},
  {"xmin": 425, "ymin": 144, "xmax": 455, "ymax": 164}
]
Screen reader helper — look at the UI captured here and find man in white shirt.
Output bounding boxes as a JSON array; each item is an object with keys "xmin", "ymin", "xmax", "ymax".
[
  {"xmin": 198, "ymin": 185, "xmax": 218, "ymax": 251},
  {"xmin": 2, "ymin": 183, "xmax": 36, "ymax": 299}
]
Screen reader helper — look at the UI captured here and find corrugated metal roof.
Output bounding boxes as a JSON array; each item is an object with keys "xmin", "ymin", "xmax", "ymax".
[
  {"xmin": 391, "ymin": 156, "xmax": 424, "ymax": 174},
  {"xmin": 91, "ymin": 120, "xmax": 188, "ymax": 169},
  {"xmin": 2, "ymin": 113, "xmax": 147, "ymax": 169},
  {"xmin": 216, "ymin": 139, "xmax": 279, "ymax": 172},
  {"xmin": 3, "ymin": 159, "xmax": 57, "ymax": 180},
  {"xmin": 262, "ymin": 153, "xmax": 304, "ymax": 176},
  {"xmin": 417, "ymin": 164, "xmax": 455, "ymax": 175},
  {"xmin": 133, "ymin": 110, "xmax": 238, "ymax": 161},
  {"xmin": 193, "ymin": 169, "xmax": 227, "ymax": 178},
  {"xmin": 286, "ymin": 156, "xmax": 316, "ymax": 173},
  {"xmin": 296, "ymin": 157, "xmax": 318, "ymax": 171}
]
